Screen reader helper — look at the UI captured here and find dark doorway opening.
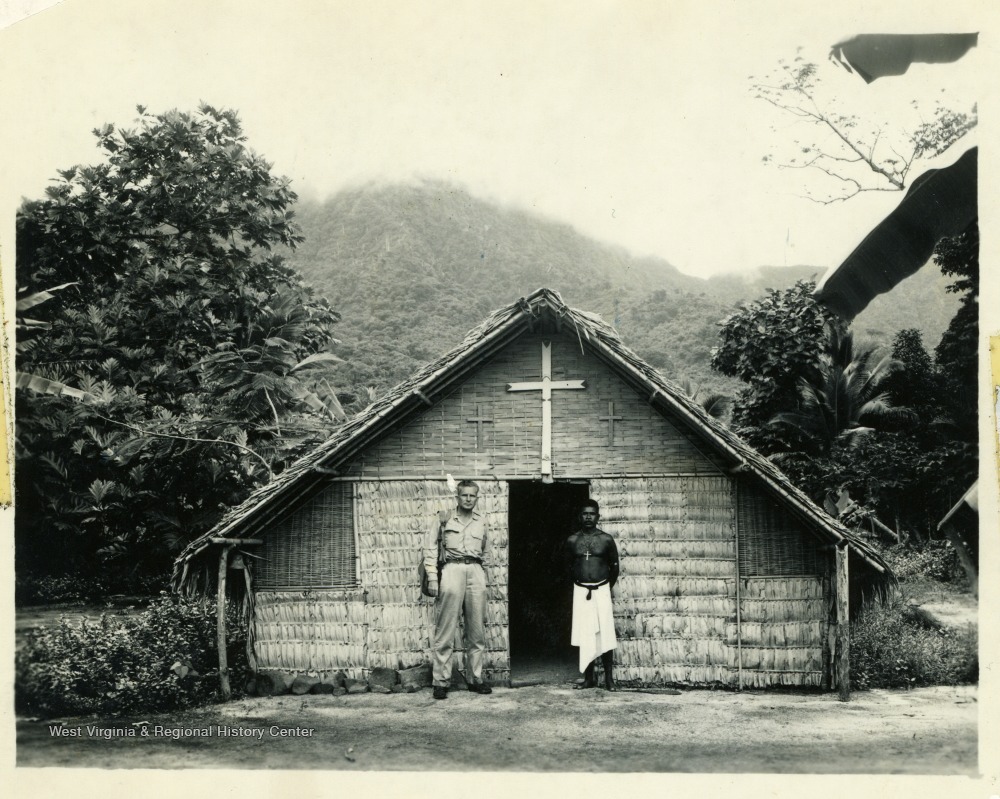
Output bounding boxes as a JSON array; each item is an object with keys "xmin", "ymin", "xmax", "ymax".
[{"xmin": 507, "ymin": 480, "xmax": 590, "ymax": 685}]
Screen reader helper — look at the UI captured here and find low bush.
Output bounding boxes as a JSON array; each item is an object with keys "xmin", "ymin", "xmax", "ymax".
[
  {"xmin": 850, "ymin": 593, "xmax": 977, "ymax": 690},
  {"xmin": 881, "ymin": 540, "xmax": 965, "ymax": 584},
  {"xmin": 16, "ymin": 593, "xmax": 249, "ymax": 718}
]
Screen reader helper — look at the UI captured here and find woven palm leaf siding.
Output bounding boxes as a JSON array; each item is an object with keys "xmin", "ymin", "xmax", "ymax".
[
  {"xmin": 252, "ymin": 590, "xmax": 368, "ymax": 678},
  {"xmin": 355, "ymin": 479, "xmax": 511, "ymax": 683},
  {"xmin": 736, "ymin": 577, "xmax": 827, "ymax": 687},
  {"xmin": 249, "ymin": 480, "xmax": 366, "ymax": 675},
  {"xmin": 591, "ymin": 476, "xmax": 738, "ymax": 687},
  {"xmin": 342, "ymin": 339, "xmax": 550, "ymax": 479}
]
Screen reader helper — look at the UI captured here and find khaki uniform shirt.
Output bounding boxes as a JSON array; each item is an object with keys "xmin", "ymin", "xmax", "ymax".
[{"xmin": 425, "ymin": 508, "xmax": 489, "ymax": 569}]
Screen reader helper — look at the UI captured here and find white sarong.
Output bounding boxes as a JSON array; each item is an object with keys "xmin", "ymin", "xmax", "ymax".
[{"xmin": 571, "ymin": 582, "xmax": 617, "ymax": 672}]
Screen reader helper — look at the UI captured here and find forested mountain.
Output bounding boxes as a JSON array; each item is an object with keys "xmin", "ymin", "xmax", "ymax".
[{"xmin": 287, "ymin": 180, "xmax": 959, "ymax": 404}]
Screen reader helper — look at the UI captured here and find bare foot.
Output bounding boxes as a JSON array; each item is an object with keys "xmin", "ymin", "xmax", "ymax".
[{"xmin": 574, "ymin": 679, "xmax": 597, "ymax": 690}]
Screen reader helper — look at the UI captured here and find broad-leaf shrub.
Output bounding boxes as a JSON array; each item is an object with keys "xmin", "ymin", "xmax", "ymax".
[
  {"xmin": 850, "ymin": 594, "xmax": 977, "ymax": 690},
  {"xmin": 16, "ymin": 593, "xmax": 248, "ymax": 718}
]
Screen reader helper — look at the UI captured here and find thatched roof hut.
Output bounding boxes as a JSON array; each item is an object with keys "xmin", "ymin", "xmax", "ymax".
[{"xmin": 174, "ymin": 288, "xmax": 891, "ymax": 692}]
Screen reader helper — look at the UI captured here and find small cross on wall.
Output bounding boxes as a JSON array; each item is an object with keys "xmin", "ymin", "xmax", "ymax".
[
  {"xmin": 466, "ymin": 404, "xmax": 494, "ymax": 450},
  {"xmin": 599, "ymin": 400, "xmax": 623, "ymax": 446}
]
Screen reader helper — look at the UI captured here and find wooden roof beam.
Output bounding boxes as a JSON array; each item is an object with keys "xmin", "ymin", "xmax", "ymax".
[{"xmin": 209, "ymin": 537, "xmax": 263, "ymax": 546}]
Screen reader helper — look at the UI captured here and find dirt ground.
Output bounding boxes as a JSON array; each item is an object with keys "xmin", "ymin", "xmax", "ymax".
[{"xmin": 16, "ymin": 682, "xmax": 978, "ymax": 773}]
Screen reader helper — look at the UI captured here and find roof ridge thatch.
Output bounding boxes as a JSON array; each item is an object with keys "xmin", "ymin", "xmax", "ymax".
[{"xmin": 173, "ymin": 287, "xmax": 891, "ymax": 590}]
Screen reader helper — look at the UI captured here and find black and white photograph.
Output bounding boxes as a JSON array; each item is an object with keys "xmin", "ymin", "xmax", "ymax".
[{"xmin": 1, "ymin": 0, "xmax": 996, "ymax": 795}]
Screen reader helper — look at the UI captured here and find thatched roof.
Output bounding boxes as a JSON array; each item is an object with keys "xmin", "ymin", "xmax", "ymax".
[
  {"xmin": 939, "ymin": 480, "xmax": 979, "ymax": 531},
  {"xmin": 173, "ymin": 287, "xmax": 892, "ymax": 592}
]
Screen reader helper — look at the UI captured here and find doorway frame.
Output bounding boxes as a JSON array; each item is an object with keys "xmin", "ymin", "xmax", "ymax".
[{"xmin": 505, "ymin": 478, "xmax": 591, "ymax": 686}]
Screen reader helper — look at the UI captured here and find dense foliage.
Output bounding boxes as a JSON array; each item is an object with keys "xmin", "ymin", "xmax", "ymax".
[
  {"xmin": 15, "ymin": 594, "xmax": 249, "ymax": 718},
  {"xmin": 934, "ymin": 221, "xmax": 979, "ymax": 404},
  {"xmin": 16, "ymin": 573, "xmax": 168, "ymax": 606},
  {"xmin": 711, "ymin": 281, "xmax": 843, "ymax": 451},
  {"xmin": 712, "ymin": 231, "xmax": 978, "ymax": 542},
  {"xmin": 15, "ymin": 105, "xmax": 342, "ymax": 592}
]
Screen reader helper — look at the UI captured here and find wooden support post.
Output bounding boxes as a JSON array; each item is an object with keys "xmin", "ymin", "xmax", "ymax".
[
  {"xmin": 823, "ymin": 564, "xmax": 836, "ymax": 691},
  {"xmin": 217, "ymin": 545, "xmax": 232, "ymax": 701},
  {"xmin": 243, "ymin": 567, "xmax": 257, "ymax": 672},
  {"xmin": 734, "ymin": 482, "xmax": 743, "ymax": 691},
  {"xmin": 835, "ymin": 544, "xmax": 850, "ymax": 702}
]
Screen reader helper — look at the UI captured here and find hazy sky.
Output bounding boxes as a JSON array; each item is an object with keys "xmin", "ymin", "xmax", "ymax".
[{"xmin": 0, "ymin": 0, "xmax": 992, "ymax": 279}]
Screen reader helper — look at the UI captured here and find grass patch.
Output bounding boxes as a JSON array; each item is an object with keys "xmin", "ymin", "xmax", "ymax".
[{"xmin": 850, "ymin": 592, "xmax": 977, "ymax": 690}]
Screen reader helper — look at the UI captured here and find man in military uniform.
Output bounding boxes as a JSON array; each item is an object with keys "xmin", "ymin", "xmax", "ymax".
[{"xmin": 425, "ymin": 480, "xmax": 492, "ymax": 699}]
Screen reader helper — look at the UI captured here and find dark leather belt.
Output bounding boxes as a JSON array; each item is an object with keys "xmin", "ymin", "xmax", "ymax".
[{"xmin": 446, "ymin": 556, "xmax": 483, "ymax": 565}]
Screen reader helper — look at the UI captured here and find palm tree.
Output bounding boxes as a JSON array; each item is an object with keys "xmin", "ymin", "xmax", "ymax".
[
  {"xmin": 769, "ymin": 327, "xmax": 916, "ymax": 456},
  {"xmin": 676, "ymin": 377, "xmax": 733, "ymax": 426}
]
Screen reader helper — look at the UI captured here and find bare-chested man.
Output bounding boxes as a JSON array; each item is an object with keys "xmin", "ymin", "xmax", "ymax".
[{"xmin": 565, "ymin": 499, "xmax": 620, "ymax": 691}]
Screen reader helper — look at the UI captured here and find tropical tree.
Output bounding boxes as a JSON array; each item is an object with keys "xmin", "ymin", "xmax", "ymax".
[
  {"xmin": 15, "ymin": 283, "xmax": 96, "ymax": 401},
  {"xmin": 15, "ymin": 105, "xmax": 342, "ymax": 592},
  {"xmin": 934, "ymin": 221, "xmax": 978, "ymax": 397},
  {"xmin": 769, "ymin": 328, "xmax": 916, "ymax": 456},
  {"xmin": 711, "ymin": 280, "xmax": 842, "ymax": 451},
  {"xmin": 768, "ymin": 320, "xmax": 974, "ymax": 541}
]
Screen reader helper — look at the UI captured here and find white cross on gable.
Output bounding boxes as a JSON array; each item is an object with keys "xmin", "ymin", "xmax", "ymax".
[{"xmin": 506, "ymin": 341, "xmax": 586, "ymax": 479}]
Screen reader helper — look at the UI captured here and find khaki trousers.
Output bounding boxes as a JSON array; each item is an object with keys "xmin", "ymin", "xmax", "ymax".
[{"xmin": 432, "ymin": 561, "xmax": 487, "ymax": 687}]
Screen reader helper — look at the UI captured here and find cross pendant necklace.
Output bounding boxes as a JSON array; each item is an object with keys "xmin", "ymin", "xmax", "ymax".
[{"xmin": 584, "ymin": 550, "xmax": 591, "ymax": 561}]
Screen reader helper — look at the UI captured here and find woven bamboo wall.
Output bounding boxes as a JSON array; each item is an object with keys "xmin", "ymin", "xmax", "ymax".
[
  {"xmin": 254, "ymin": 482, "xmax": 356, "ymax": 589},
  {"xmin": 591, "ymin": 476, "xmax": 738, "ymax": 686},
  {"xmin": 735, "ymin": 480, "xmax": 830, "ymax": 687},
  {"xmin": 251, "ymin": 589, "xmax": 368, "ymax": 678},
  {"xmin": 355, "ymin": 479, "xmax": 511, "ymax": 684},
  {"xmin": 339, "ymin": 333, "xmax": 727, "ymax": 479},
  {"xmin": 737, "ymin": 480, "xmax": 827, "ymax": 577}
]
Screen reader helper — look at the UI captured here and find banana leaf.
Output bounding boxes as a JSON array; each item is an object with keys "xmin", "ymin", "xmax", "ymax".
[
  {"xmin": 814, "ymin": 146, "xmax": 976, "ymax": 320},
  {"xmin": 830, "ymin": 33, "xmax": 978, "ymax": 83},
  {"xmin": 16, "ymin": 371, "xmax": 97, "ymax": 402}
]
